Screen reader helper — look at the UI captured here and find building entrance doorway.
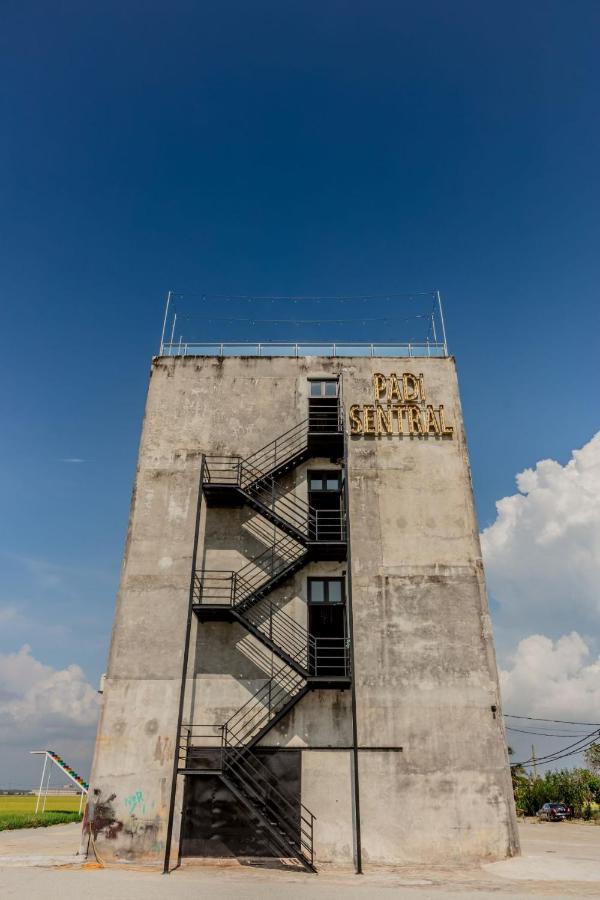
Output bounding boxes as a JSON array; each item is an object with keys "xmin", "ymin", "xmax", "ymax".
[
  {"xmin": 307, "ymin": 577, "xmax": 347, "ymax": 676},
  {"xmin": 307, "ymin": 378, "xmax": 340, "ymax": 432},
  {"xmin": 308, "ymin": 469, "xmax": 343, "ymax": 542}
]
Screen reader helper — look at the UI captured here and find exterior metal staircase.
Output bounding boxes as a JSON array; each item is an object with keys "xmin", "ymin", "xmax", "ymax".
[
  {"xmin": 182, "ymin": 400, "xmax": 348, "ymax": 871},
  {"xmin": 202, "ymin": 457, "xmax": 346, "ymax": 553},
  {"xmin": 203, "ymin": 400, "xmax": 343, "ymax": 496},
  {"xmin": 193, "ymin": 539, "xmax": 350, "ymax": 682},
  {"xmin": 180, "ymin": 667, "xmax": 315, "ymax": 869}
]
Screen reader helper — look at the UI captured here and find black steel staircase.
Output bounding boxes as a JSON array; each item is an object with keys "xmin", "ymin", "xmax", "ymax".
[
  {"xmin": 194, "ymin": 565, "xmax": 351, "ymax": 682},
  {"xmin": 182, "ymin": 399, "xmax": 348, "ymax": 871},
  {"xmin": 203, "ymin": 400, "xmax": 343, "ymax": 492},
  {"xmin": 202, "ymin": 459, "xmax": 346, "ymax": 555},
  {"xmin": 179, "ymin": 668, "xmax": 315, "ymax": 869}
]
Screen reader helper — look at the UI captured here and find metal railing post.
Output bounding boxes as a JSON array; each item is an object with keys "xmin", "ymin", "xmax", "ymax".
[
  {"xmin": 159, "ymin": 291, "xmax": 172, "ymax": 356},
  {"xmin": 436, "ymin": 289, "xmax": 448, "ymax": 356}
]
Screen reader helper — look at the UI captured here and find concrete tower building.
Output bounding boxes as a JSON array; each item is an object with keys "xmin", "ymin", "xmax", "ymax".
[{"xmin": 85, "ymin": 330, "xmax": 519, "ymax": 871}]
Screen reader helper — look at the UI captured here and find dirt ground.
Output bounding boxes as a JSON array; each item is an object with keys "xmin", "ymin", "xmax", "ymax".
[{"xmin": 1, "ymin": 819, "xmax": 599, "ymax": 898}]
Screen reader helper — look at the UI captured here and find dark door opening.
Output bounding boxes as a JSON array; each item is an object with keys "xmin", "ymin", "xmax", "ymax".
[
  {"xmin": 308, "ymin": 379, "xmax": 340, "ymax": 433},
  {"xmin": 308, "ymin": 578, "xmax": 347, "ymax": 676},
  {"xmin": 308, "ymin": 470, "xmax": 343, "ymax": 542},
  {"xmin": 180, "ymin": 749, "xmax": 301, "ymax": 859}
]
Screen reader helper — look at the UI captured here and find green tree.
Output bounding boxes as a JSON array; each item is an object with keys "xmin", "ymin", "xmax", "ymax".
[
  {"xmin": 508, "ymin": 746, "xmax": 527, "ymax": 796},
  {"xmin": 584, "ymin": 744, "xmax": 600, "ymax": 774},
  {"xmin": 512, "ymin": 767, "xmax": 600, "ymax": 817}
]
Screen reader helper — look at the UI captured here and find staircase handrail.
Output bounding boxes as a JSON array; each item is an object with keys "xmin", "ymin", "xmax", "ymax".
[
  {"xmin": 204, "ymin": 446, "xmax": 348, "ymax": 544},
  {"xmin": 203, "ymin": 400, "xmax": 343, "ymax": 492},
  {"xmin": 223, "ymin": 743, "xmax": 315, "ymax": 863},
  {"xmin": 242, "ymin": 468, "xmax": 347, "ymax": 543},
  {"xmin": 234, "ymin": 537, "xmax": 306, "ymax": 593},
  {"xmin": 235, "ymin": 589, "xmax": 310, "ymax": 666},
  {"xmin": 179, "ymin": 722, "xmax": 315, "ymax": 865},
  {"xmin": 240, "ymin": 400, "xmax": 344, "ymax": 486},
  {"xmin": 193, "ymin": 533, "xmax": 307, "ymax": 606},
  {"xmin": 225, "ymin": 668, "xmax": 305, "ymax": 746},
  {"xmin": 240, "ymin": 460, "xmax": 311, "ymax": 526},
  {"xmin": 243, "ymin": 419, "xmax": 309, "ymax": 484}
]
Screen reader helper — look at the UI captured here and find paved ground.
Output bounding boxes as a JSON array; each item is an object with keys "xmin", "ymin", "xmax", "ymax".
[{"xmin": 1, "ymin": 820, "xmax": 600, "ymax": 898}]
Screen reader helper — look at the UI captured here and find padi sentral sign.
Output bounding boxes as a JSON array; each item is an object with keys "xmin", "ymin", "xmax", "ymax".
[{"xmin": 349, "ymin": 372, "xmax": 453, "ymax": 437}]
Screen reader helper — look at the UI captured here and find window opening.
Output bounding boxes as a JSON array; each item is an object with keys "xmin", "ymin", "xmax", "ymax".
[
  {"xmin": 308, "ymin": 578, "xmax": 345, "ymax": 604},
  {"xmin": 308, "ymin": 471, "xmax": 342, "ymax": 492},
  {"xmin": 308, "ymin": 379, "xmax": 339, "ymax": 398},
  {"xmin": 308, "ymin": 578, "xmax": 346, "ymax": 676}
]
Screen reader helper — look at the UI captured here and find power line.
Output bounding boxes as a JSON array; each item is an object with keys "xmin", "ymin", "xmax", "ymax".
[
  {"xmin": 511, "ymin": 730, "xmax": 600, "ymax": 768},
  {"xmin": 527, "ymin": 731, "xmax": 599, "ymax": 761},
  {"xmin": 506, "ymin": 726, "xmax": 592, "ymax": 738},
  {"xmin": 505, "ymin": 714, "xmax": 600, "ymax": 726},
  {"xmin": 523, "ymin": 736, "xmax": 600, "ymax": 768}
]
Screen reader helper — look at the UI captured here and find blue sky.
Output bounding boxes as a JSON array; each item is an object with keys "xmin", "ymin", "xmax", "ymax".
[{"xmin": 1, "ymin": 1, "xmax": 599, "ymax": 784}]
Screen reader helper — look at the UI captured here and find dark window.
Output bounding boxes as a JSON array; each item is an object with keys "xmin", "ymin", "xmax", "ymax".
[
  {"xmin": 308, "ymin": 471, "xmax": 341, "ymax": 492},
  {"xmin": 308, "ymin": 578, "xmax": 344, "ymax": 604},
  {"xmin": 309, "ymin": 379, "xmax": 339, "ymax": 398}
]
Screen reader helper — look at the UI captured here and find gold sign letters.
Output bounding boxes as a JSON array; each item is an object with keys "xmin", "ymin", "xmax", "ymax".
[{"xmin": 349, "ymin": 372, "xmax": 453, "ymax": 438}]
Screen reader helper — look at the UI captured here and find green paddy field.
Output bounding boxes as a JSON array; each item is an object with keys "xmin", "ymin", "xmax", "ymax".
[{"xmin": 0, "ymin": 794, "xmax": 84, "ymax": 830}]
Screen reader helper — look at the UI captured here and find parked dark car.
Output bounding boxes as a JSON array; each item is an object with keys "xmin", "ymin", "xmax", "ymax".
[{"xmin": 536, "ymin": 802, "xmax": 569, "ymax": 821}]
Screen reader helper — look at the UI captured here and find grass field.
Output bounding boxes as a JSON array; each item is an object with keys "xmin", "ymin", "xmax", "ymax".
[{"xmin": 0, "ymin": 794, "xmax": 84, "ymax": 830}]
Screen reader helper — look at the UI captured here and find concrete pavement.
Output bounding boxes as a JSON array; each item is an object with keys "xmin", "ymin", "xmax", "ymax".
[{"xmin": 1, "ymin": 819, "xmax": 599, "ymax": 897}]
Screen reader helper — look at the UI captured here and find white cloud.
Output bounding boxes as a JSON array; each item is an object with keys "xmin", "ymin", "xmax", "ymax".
[
  {"xmin": 58, "ymin": 457, "xmax": 86, "ymax": 463},
  {"xmin": 481, "ymin": 432, "xmax": 600, "ymax": 767},
  {"xmin": 482, "ymin": 431, "xmax": 600, "ymax": 650},
  {"xmin": 500, "ymin": 632, "xmax": 600, "ymax": 722},
  {"xmin": 0, "ymin": 605, "xmax": 23, "ymax": 626},
  {"xmin": 0, "ymin": 645, "xmax": 100, "ymax": 749},
  {"xmin": 500, "ymin": 632, "xmax": 600, "ymax": 769}
]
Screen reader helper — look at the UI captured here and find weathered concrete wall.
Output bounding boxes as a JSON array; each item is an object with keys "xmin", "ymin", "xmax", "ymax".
[
  {"xmin": 87, "ymin": 355, "xmax": 517, "ymax": 868},
  {"xmin": 344, "ymin": 358, "xmax": 519, "ymax": 864},
  {"xmin": 301, "ymin": 751, "xmax": 354, "ymax": 865},
  {"xmin": 83, "ymin": 395, "xmax": 201, "ymax": 862}
]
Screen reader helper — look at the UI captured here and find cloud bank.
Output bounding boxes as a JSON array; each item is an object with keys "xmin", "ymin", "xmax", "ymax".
[
  {"xmin": 482, "ymin": 431, "xmax": 600, "ymax": 650},
  {"xmin": 482, "ymin": 431, "xmax": 600, "ymax": 764},
  {"xmin": 0, "ymin": 645, "xmax": 100, "ymax": 786},
  {"xmin": 500, "ymin": 631, "xmax": 600, "ymax": 722}
]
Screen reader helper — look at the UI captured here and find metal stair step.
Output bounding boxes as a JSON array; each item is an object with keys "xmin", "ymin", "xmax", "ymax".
[{"xmin": 220, "ymin": 774, "xmax": 314, "ymax": 872}]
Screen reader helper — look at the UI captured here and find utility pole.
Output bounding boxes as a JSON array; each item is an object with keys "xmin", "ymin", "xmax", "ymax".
[{"xmin": 532, "ymin": 744, "xmax": 538, "ymax": 779}]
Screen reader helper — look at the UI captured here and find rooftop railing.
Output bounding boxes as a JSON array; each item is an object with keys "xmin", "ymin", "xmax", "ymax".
[{"xmin": 160, "ymin": 341, "xmax": 447, "ymax": 358}]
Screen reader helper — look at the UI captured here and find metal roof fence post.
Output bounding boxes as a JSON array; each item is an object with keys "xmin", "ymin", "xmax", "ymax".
[
  {"xmin": 436, "ymin": 290, "xmax": 448, "ymax": 356},
  {"xmin": 159, "ymin": 291, "xmax": 172, "ymax": 356}
]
